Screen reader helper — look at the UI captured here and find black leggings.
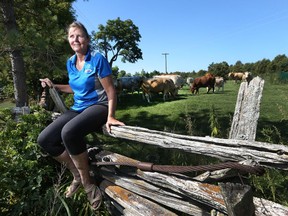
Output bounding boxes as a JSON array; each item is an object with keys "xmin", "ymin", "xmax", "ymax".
[{"xmin": 37, "ymin": 104, "xmax": 108, "ymax": 156}]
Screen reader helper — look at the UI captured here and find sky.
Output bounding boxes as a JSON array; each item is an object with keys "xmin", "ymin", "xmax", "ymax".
[{"xmin": 72, "ymin": 0, "xmax": 288, "ymax": 74}]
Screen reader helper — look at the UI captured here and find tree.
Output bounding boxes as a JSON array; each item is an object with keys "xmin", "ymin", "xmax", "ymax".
[
  {"xmin": 0, "ymin": 0, "xmax": 27, "ymax": 107},
  {"xmin": 208, "ymin": 61, "xmax": 229, "ymax": 78},
  {"xmin": 0, "ymin": 0, "xmax": 75, "ymax": 105},
  {"xmin": 197, "ymin": 69, "xmax": 207, "ymax": 76},
  {"xmin": 91, "ymin": 17, "xmax": 143, "ymax": 68},
  {"xmin": 254, "ymin": 58, "xmax": 271, "ymax": 74},
  {"xmin": 269, "ymin": 54, "xmax": 288, "ymax": 73},
  {"xmin": 231, "ymin": 60, "xmax": 244, "ymax": 72},
  {"xmin": 117, "ymin": 70, "xmax": 126, "ymax": 78}
]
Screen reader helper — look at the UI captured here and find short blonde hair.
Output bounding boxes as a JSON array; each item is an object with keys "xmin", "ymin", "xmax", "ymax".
[{"xmin": 67, "ymin": 21, "xmax": 90, "ymax": 39}]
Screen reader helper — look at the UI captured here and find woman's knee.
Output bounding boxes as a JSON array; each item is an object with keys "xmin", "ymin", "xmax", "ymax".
[
  {"xmin": 37, "ymin": 132, "xmax": 47, "ymax": 149},
  {"xmin": 37, "ymin": 131, "xmax": 64, "ymax": 156},
  {"xmin": 61, "ymin": 128, "xmax": 86, "ymax": 155}
]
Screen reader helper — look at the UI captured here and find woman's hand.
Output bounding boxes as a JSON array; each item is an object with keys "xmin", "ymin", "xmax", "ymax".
[
  {"xmin": 106, "ymin": 116, "xmax": 125, "ymax": 133},
  {"xmin": 39, "ymin": 78, "xmax": 54, "ymax": 88}
]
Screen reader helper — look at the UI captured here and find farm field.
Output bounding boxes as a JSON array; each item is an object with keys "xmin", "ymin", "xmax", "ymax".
[{"xmin": 114, "ymin": 80, "xmax": 288, "ymax": 143}]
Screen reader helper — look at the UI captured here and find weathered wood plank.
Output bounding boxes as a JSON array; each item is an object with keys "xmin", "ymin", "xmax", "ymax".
[
  {"xmin": 254, "ymin": 197, "xmax": 288, "ymax": 216},
  {"xmin": 100, "ymin": 180, "xmax": 177, "ymax": 216},
  {"xmin": 103, "ymin": 125, "xmax": 288, "ymax": 170},
  {"xmin": 136, "ymin": 169, "xmax": 227, "ymax": 213},
  {"xmin": 92, "ymin": 149, "xmax": 288, "ymax": 216},
  {"xmin": 229, "ymin": 76, "xmax": 265, "ymax": 141},
  {"xmin": 48, "ymin": 87, "xmax": 67, "ymax": 113},
  {"xmin": 100, "ymin": 167, "xmax": 211, "ymax": 215}
]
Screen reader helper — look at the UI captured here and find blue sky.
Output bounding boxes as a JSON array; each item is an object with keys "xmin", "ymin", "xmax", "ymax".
[{"xmin": 73, "ymin": 0, "xmax": 288, "ymax": 74}]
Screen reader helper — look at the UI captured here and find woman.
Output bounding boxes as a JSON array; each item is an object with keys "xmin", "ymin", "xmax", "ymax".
[{"xmin": 37, "ymin": 21, "xmax": 124, "ymax": 210}]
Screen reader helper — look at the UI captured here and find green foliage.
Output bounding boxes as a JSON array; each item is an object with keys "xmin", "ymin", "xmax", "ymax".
[
  {"xmin": 208, "ymin": 61, "xmax": 229, "ymax": 78},
  {"xmin": 0, "ymin": 106, "xmax": 53, "ymax": 215},
  {"xmin": 0, "ymin": 0, "xmax": 76, "ymax": 101},
  {"xmin": 0, "ymin": 106, "xmax": 109, "ymax": 215},
  {"xmin": 251, "ymin": 169, "xmax": 288, "ymax": 205},
  {"xmin": 91, "ymin": 17, "xmax": 143, "ymax": 67}
]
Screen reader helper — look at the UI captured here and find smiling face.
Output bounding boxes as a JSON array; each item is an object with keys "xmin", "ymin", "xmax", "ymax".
[{"xmin": 68, "ymin": 27, "xmax": 90, "ymax": 54}]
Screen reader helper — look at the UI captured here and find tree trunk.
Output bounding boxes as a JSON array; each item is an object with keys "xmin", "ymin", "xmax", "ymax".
[{"xmin": 0, "ymin": 0, "xmax": 28, "ymax": 106}]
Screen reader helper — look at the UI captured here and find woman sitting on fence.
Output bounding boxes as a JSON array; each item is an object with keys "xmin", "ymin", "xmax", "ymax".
[{"xmin": 37, "ymin": 21, "xmax": 124, "ymax": 210}]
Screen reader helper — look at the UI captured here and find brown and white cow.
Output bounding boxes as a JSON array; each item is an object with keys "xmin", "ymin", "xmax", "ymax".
[
  {"xmin": 243, "ymin": 71, "xmax": 253, "ymax": 83},
  {"xmin": 228, "ymin": 71, "xmax": 253, "ymax": 83},
  {"xmin": 190, "ymin": 73, "xmax": 215, "ymax": 94},
  {"xmin": 141, "ymin": 77, "xmax": 177, "ymax": 103},
  {"xmin": 153, "ymin": 74, "xmax": 185, "ymax": 95}
]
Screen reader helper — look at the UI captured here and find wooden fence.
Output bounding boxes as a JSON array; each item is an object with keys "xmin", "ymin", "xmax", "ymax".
[{"xmin": 50, "ymin": 76, "xmax": 288, "ymax": 215}]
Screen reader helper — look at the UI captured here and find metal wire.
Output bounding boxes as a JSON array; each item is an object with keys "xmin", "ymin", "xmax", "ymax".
[{"xmin": 91, "ymin": 160, "xmax": 265, "ymax": 175}]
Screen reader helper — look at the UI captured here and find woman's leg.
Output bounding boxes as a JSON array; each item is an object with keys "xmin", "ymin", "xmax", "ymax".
[
  {"xmin": 54, "ymin": 150, "xmax": 82, "ymax": 197},
  {"xmin": 61, "ymin": 105, "xmax": 108, "ymax": 209},
  {"xmin": 37, "ymin": 111, "xmax": 81, "ymax": 194}
]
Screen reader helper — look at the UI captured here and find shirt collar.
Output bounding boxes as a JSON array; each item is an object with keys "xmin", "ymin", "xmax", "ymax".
[{"xmin": 71, "ymin": 48, "xmax": 91, "ymax": 65}]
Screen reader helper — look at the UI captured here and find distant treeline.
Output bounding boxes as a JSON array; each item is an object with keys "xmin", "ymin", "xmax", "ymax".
[{"xmin": 117, "ymin": 54, "xmax": 288, "ymax": 82}]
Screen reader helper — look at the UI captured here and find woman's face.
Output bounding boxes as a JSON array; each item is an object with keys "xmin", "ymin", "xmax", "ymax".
[{"xmin": 68, "ymin": 27, "xmax": 89, "ymax": 54}]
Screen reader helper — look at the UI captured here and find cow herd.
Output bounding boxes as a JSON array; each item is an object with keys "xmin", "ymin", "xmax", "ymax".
[{"xmin": 113, "ymin": 71, "xmax": 252, "ymax": 103}]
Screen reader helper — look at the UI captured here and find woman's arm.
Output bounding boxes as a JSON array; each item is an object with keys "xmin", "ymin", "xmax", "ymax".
[
  {"xmin": 100, "ymin": 75, "xmax": 125, "ymax": 132},
  {"xmin": 54, "ymin": 84, "xmax": 73, "ymax": 94},
  {"xmin": 39, "ymin": 78, "xmax": 73, "ymax": 94}
]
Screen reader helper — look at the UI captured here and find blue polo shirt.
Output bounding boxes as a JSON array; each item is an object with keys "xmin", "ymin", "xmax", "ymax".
[{"xmin": 66, "ymin": 49, "xmax": 111, "ymax": 112}]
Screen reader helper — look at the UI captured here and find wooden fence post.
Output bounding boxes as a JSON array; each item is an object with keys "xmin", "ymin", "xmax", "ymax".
[
  {"xmin": 219, "ymin": 182, "xmax": 255, "ymax": 216},
  {"xmin": 229, "ymin": 76, "xmax": 265, "ymax": 141}
]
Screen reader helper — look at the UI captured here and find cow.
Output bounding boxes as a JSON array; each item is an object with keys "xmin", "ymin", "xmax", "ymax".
[
  {"xmin": 153, "ymin": 74, "xmax": 185, "ymax": 95},
  {"xmin": 215, "ymin": 76, "xmax": 225, "ymax": 92},
  {"xmin": 243, "ymin": 71, "xmax": 253, "ymax": 83},
  {"xmin": 141, "ymin": 77, "xmax": 177, "ymax": 103},
  {"xmin": 186, "ymin": 77, "xmax": 194, "ymax": 86},
  {"xmin": 113, "ymin": 78, "xmax": 123, "ymax": 101},
  {"xmin": 190, "ymin": 73, "xmax": 215, "ymax": 94},
  {"xmin": 228, "ymin": 72, "xmax": 253, "ymax": 83},
  {"xmin": 118, "ymin": 76, "xmax": 144, "ymax": 94}
]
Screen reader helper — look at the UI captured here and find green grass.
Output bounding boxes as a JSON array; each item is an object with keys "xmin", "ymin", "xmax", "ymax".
[
  {"xmin": 115, "ymin": 80, "xmax": 288, "ymax": 141},
  {"xmin": 0, "ymin": 99, "xmax": 14, "ymax": 109}
]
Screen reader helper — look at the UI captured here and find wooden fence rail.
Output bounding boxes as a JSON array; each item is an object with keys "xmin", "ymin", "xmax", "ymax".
[{"xmin": 102, "ymin": 125, "xmax": 288, "ymax": 171}]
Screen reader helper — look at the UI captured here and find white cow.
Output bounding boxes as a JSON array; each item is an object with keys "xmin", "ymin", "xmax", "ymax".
[
  {"xmin": 186, "ymin": 77, "xmax": 194, "ymax": 86},
  {"xmin": 215, "ymin": 76, "xmax": 224, "ymax": 92}
]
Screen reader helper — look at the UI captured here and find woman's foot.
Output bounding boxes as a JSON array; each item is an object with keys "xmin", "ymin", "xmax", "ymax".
[
  {"xmin": 65, "ymin": 179, "xmax": 82, "ymax": 198},
  {"xmin": 85, "ymin": 184, "xmax": 102, "ymax": 210}
]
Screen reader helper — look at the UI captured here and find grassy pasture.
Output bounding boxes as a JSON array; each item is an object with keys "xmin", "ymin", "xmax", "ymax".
[{"xmin": 114, "ymin": 80, "xmax": 288, "ymax": 142}]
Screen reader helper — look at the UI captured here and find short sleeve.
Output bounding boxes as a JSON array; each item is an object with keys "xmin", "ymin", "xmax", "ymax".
[{"xmin": 95, "ymin": 53, "xmax": 112, "ymax": 79}]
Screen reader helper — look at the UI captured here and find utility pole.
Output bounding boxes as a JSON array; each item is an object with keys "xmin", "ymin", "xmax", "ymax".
[{"xmin": 162, "ymin": 53, "xmax": 169, "ymax": 73}]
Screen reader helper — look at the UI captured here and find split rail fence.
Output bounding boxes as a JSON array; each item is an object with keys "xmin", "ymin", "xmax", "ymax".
[{"xmin": 50, "ymin": 76, "xmax": 288, "ymax": 216}]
